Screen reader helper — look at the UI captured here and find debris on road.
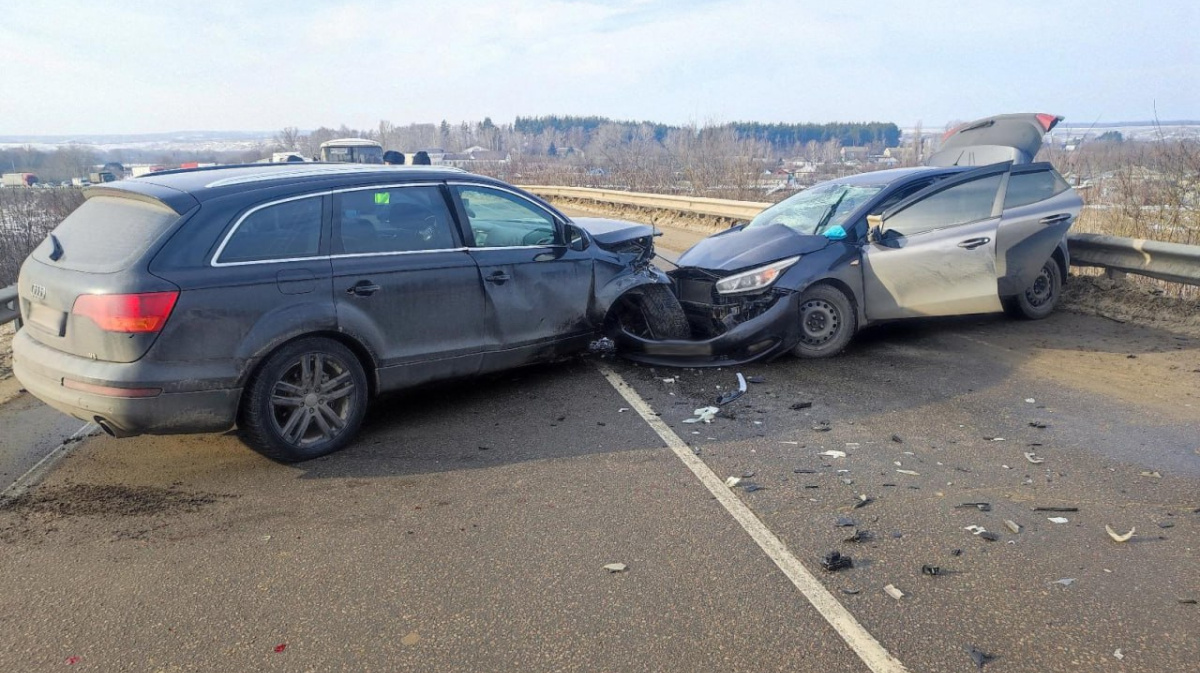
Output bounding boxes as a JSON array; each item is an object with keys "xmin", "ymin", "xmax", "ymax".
[
  {"xmin": 1032, "ymin": 506, "xmax": 1078, "ymax": 512},
  {"xmin": 661, "ymin": 377, "xmax": 676, "ymax": 384},
  {"xmin": 1004, "ymin": 520, "xmax": 1022, "ymax": 534},
  {"xmin": 968, "ymin": 646, "xmax": 996, "ymax": 669},
  {"xmin": 819, "ymin": 450, "xmax": 847, "ymax": 459},
  {"xmin": 922, "ymin": 564, "xmax": 941, "ymax": 576},
  {"xmin": 1052, "ymin": 578, "xmax": 1076, "ymax": 587},
  {"xmin": 741, "ymin": 482, "xmax": 766, "ymax": 493},
  {"xmin": 745, "ymin": 376, "xmax": 766, "ymax": 384},
  {"xmin": 274, "ymin": 644, "xmax": 287, "ymax": 653},
  {"xmin": 852, "ymin": 494, "xmax": 873, "ymax": 509},
  {"xmin": 1114, "ymin": 649, "xmax": 1124, "ymax": 661},
  {"xmin": 891, "ymin": 434, "xmax": 904, "ymax": 443},
  {"xmin": 1106, "ymin": 525, "xmax": 1136, "ymax": 543},
  {"xmin": 984, "ymin": 436, "xmax": 1006, "ymax": 441},
  {"xmin": 884, "ymin": 584, "xmax": 904, "ymax": 600},
  {"xmin": 979, "ymin": 531, "xmax": 1000, "ymax": 541},
  {"xmin": 956, "ymin": 502, "xmax": 992, "ymax": 512},
  {"xmin": 844, "ymin": 529, "xmax": 869, "ymax": 543},
  {"xmin": 588, "ymin": 336, "xmax": 616, "ymax": 353},
  {"xmin": 724, "ymin": 476, "xmax": 742, "ymax": 488},
  {"xmin": 841, "ymin": 588, "xmax": 861, "ymax": 595},
  {"xmin": 1029, "ymin": 420, "xmax": 1049, "ymax": 429},
  {"xmin": 793, "ymin": 468, "xmax": 817, "ymax": 474},
  {"xmin": 1047, "ymin": 517, "xmax": 1070, "ymax": 524},
  {"xmin": 1140, "ymin": 471, "xmax": 1162, "ymax": 479},
  {"xmin": 715, "ymin": 373, "xmax": 748, "ymax": 406},
  {"xmin": 1024, "ymin": 452, "xmax": 1045, "ymax": 464},
  {"xmin": 820, "ymin": 551, "xmax": 853, "ymax": 572},
  {"xmin": 603, "ymin": 563, "xmax": 628, "ymax": 573},
  {"xmin": 1025, "ymin": 398, "xmax": 1036, "ymax": 404},
  {"xmin": 812, "ymin": 421, "xmax": 832, "ymax": 431},
  {"xmin": 683, "ymin": 406, "xmax": 719, "ymax": 424},
  {"xmin": 836, "ymin": 516, "xmax": 857, "ymax": 528},
  {"xmin": 964, "ymin": 525, "xmax": 988, "ymax": 535},
  {"xmin": 896, "ymin": 469, "xmax": 920, "ymax": 476},
  {"xmin": 791, "ymin": 401, "xmax": 814, "ymax": 410}
]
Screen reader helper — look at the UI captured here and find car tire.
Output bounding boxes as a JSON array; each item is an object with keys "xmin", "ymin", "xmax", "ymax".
[
  {"xmin": 613, "ymin": 284, "xmax": 692, "ymax": 340},
  {"xmin": 790, "ymin": 284, "xmax": 856, "ymax": 359},
  {"xmin": 238, "ymin": 337, "xmax": 368, "ymax": 463},
  {"xmin": 1003, "ymin": 259, "xmax": 1062, "ymax": 320}
]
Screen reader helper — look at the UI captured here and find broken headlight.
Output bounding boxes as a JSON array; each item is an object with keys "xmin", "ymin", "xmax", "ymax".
[{"xmin": 714, "ymin": 256, "xmax": 800, "ymax": 295}]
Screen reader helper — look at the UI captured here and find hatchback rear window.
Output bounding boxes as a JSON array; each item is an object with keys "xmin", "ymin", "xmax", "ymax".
[{"xmin": 32, "ymin": 195, "xmax": 180, "ymax": 273}]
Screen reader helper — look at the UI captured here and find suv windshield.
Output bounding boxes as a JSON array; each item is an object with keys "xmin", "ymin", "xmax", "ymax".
[{"xmin": 749, "ymin": 183, "xmax": 882, "ymax": 235}]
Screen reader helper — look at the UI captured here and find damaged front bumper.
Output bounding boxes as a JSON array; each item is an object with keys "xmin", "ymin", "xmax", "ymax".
[{"xmin": 617, "ymin": 286, "xmax": 802, "ymax": 367}]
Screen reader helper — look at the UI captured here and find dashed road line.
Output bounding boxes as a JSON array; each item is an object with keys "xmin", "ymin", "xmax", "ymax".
[
  {"xmin": 1, "ymin": 421, "xmax": 99, "ymax": 500},
  {"xmin": 598, "ymin": 364, "xmax": 910, "ymax": 673}
]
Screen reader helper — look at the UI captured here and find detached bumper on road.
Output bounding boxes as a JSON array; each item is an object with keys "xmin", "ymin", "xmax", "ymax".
[
  {"xmin": 617, "ymin": 292, "xmax": 800, "ymax": 367},
  {"xmin": 12, "ymin": 329, "xmax": 241, "ymax": 437}
]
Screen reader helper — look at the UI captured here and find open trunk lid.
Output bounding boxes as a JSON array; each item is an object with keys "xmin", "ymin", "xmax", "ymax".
[
  {"xmin": 927, "ymin": 113, "xmax": 1062, "ymax": 167},
  {"xmin": 17, "ymin": 194, "xmax": 186, "ymax": 363}
]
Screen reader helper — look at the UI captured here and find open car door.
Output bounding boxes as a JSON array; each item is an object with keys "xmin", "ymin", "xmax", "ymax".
[{"xmin": 927, "ymin": 113, "xmax": 1062, "ymax": 167}]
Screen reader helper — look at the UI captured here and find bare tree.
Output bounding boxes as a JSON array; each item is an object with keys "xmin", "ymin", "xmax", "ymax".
[{"xmin": 274, "ymin": 127, "xmax": 302, "ymax": 151}]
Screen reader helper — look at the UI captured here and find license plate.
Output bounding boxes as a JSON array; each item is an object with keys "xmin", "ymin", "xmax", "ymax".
[{"xmin": 27, "ymin": 302, "xmax": 66, "ymax": 336}]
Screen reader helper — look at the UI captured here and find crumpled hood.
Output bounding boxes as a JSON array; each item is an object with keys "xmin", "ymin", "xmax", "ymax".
[
  {"xmin": 572, "ymin": 217, "xmax": 656, "ymax": 246},
  {"xmin": 677, "ymin": 224, "xmax": 831, "ymax": 272}
]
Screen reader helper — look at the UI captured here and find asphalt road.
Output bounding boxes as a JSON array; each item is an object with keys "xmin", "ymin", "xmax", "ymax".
[{"xmin": 1, "ymin": 225, "xmax": 1198, "ymax": 672}]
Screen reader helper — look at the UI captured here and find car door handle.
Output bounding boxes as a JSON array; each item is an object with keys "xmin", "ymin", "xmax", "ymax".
[
  {"xmin": 1039, "ymin": 213, "xmax": 1071, "ymax": 225},
  {"xmin": 957, "ymin": 237, "xmax": 991, "ymax": 250},
  {"xmin": 485, "ymin": 271, "xmax": 511, "ymax": 285},
  {"xmin": 346, "ymin": 281, "xmax": 381, "ymax": 297}
]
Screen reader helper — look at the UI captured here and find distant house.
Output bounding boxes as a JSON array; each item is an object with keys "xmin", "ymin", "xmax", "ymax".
[{"xmin": 840, "ymin": 146, "xmax": 869, "ymax": 162}]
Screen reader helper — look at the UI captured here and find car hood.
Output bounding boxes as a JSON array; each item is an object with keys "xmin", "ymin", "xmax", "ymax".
[
  {"xmin": 572, "ymin": 217, "xmax": 656, "ymax": 246},
  {"xmin": 676, "ymin": 224, "xmax": 832, "ymax": 273}
]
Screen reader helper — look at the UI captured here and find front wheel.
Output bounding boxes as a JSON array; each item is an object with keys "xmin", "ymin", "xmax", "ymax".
[
  {"xmin": 1003, "ymin": 259, "xmax": 1062, "ymax": 320},
  {"xmin": 790, "ymin": 284, "xmax": 856, "ymax": 359},
  {"xmin": 238, "ymin": 337, "xmax": 368, "ymax": 463},
  {"xmin": 611, "ymin": 284, "xmax": 692, "ymax": 340}
]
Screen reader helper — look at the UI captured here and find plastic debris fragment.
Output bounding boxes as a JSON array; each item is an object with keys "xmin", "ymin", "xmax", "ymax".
[
  {"xmin": 1052, "ymin": 578, "xmax": 1076, "ymax": 587},
  {"xmin": 715, "ymin": 373, "xmax": 748, "ymax": 406},
  {"xmin": 844, "ymin": 529, "xmax": 869, "ymax": 543},
  {"xmin": 852, "ymin": 494, "xmax": 873, "ymax": 509},
  {"xmin": 746, "ymin": 376, "xmax": 766, "ymax": 384},
  {"xmin": 836, "ymin": 516, "xmax": 857, "ymax": 527},
  {"xmin": 891, "ymin": 434, "xmax": 904, "ymax": 443},
  {"xmin": 978, "ymin": 531, "xmax": 1000, "ymax": 542},
  {"xmin": 819, "ymin": 450, "xmax": 847, "ymax": 459},
  {"xmin": 1047, "ymin": 517, "xmax": 1069, "ymax": 524},
  {"xmin": 1032, "ymin": 506, "xmax": 1078, "ymax": 512},
  {"xmin": 683, "ymin": 406, "xmax": 719, "ymax": 424},
  {"xmin": 791, "ymin": 401, "xmax": 814, "ymax": 410},
  {"xmin": 661, "ymin": 377, "xmax": 675, "ymax": 383},
  {"xmin": 793, "ymin": 468, "xmax": 816, "ymax": 474},
  {"xmin": 1106, "ymin": 524, "xmax": 1135, "ymax": 542},
  {"xmin": 984, "ymin": 436, "xmax": 1006, "ymax": 441},
  {"xmin": 884, "ymin": 584, "xmax": 904, "ymax": 600},
  {"xmin": 956, "ymin": 502, "xmax": 992, "ymax": 512},
  {"xmin": 964, "ymin": 525, "xmax": 987, "ymax": 535},
  {"xmin": 1024, "ymin": 452, "xmax": 1045, "ymax": 464},
  {"xmin": 274, "ymin": 644, "xmax": 287, "ymax": 653},
  {"xmin": 896, "ymin": 469, "xmax": 920, "ymax": 476},
  {"xmin": 1140, "ymin": 471, "xmax": 1162, "ymax": 478},
  {"xmin": 922, "ymin": 564, "xmax": 941, "ymax": 576},
  {"xmin": 1025, "ymin": 398, "xmax": 1036, "ymax": 403},
  {"xmin": 841, "ymin": 588, "xmax": 861, "ymax": 595},
  {"xmin": 588, "ymin": 337, "xmax": 616, "ymax": 353},
  {"xmin": 742, "ymin": 483, "xmax": 765, "ymax": 493},
  {"xmin": 1029, "ymin": 420, "xmax": 1049, "ymax": 429},
  {"xmin": 603, "ymin": 563, "xmax": 628, "ymax": 573},
  {"xmin": 1004, "ymin": 520, "xmax": 1022, "ymax": 534},
  {"xmin": 820, "ymin": 551, "xmax": 853, "ymax": 572},
  {"xmin": 811, "ymin": 421, "xmax": 832, "ymax": 431},
  {"xmin": 724, "ymin": 476, "xmax": 742, "ymax": 488}
]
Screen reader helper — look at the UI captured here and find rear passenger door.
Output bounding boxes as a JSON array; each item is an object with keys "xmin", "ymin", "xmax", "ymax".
[
  {"xmin": 449, "ymin": 183, "xmax": 594, "ymax": 371},
  {"xmin": 331, "ymin": 183, "xmax": 486, "ymax": 390},
  {"xmin": 994, "ymin": 164, "xmax": 1082, "ymax": 296}
]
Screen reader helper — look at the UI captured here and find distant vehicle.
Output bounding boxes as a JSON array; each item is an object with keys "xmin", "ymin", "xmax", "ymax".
[
  {"xmin": 13, "ymin": 163, "xmax": 685, "ymax": 462},
  {"xmin": 271, "ymin": 152, "xmax": 308, "ymax": 163},
  {"xmin": 131, "ymin": 165, "xmax": 167, "ymax": 178},
  {"xmin": 621, "ymin": 113, "xmax": 1083, "ymax": 365},
  {"xmin": 89, "ymin": 171, "xmax": 117, "ymax": 184},
  {"xmin": 2, "ymin": 172, "xmax": 39, "ymax": 187},
  {"xmin": 318, "ymin": 138, "xmax": 384, "ymax": 164},
  {"xmin": 71, "ymin": 178, "xmax": 90, "ymax": 187}
]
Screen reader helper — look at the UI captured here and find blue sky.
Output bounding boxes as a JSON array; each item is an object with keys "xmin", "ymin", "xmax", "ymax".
[{"xmin": 2, "ymin": 0, "xmax": 1196, "ymax": 134}]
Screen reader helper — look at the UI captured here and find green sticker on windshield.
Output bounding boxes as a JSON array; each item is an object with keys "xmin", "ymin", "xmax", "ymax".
[{"xmin": 374, "ymin": 192, "xmax": 390, "ymax": 205}]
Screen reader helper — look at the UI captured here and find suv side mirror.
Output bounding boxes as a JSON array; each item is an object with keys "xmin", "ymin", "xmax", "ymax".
[{"xmin": 565, "ymin": 223, "xmax": 589, "ymax": 251}]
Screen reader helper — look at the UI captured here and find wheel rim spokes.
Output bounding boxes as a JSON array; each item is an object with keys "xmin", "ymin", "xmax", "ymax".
[
  {"xmin": 270, "ymin": 352, "xmax": 355, "ymax": 447},
  {"xmin": 801, "ymin": 300, "xmax": 840, "ymax": 345}
]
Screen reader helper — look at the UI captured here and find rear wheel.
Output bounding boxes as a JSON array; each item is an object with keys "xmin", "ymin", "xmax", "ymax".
[
  {"xmin": 790, "ymin": 284, "xmax": 856, "ymax": 359},
  {"xmin": 239, "ymin": 337, "xmax": 368, "ymax": 463},
  {"xmin": 612, "ymin": 284, "xmax": 691, "ymax": 340},
  {"xmin": 1003, "ymin": 259, "xmax": 1062, "ymax": 320}
]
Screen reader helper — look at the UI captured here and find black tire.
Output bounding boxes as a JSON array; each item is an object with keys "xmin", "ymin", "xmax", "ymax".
[
  {"xmin": 1003, "ymin": 259, "xmax": 1062, "ymax": 320},
  {"xmin": 790, "ymin": 284, "xmax": 856, "ymax": 359},
  {"xmin": 238, "ymin": 337, "xmax": 368, "ymax": 463},
  {"xmin": 612, "ymin": 284, "xmax": 692, "ymax": 340}
]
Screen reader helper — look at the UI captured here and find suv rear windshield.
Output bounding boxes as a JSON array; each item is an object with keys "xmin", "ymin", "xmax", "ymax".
[{"xmin": 32, "ymin": 195, "xmax": 180, "ymax": 273}]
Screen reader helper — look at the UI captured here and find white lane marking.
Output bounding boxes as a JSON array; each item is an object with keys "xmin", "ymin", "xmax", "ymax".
[
  {"xmin": 1, "ymin": 422, "xmax": 99, "ymax": 500},
  {"xmin": 599, "ymin": 365, "xmax": 909, "ymax": 673}
]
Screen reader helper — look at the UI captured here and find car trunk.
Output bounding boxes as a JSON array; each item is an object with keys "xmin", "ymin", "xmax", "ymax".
[
  {"xmin": 17, "ymin": 194, "xmax": 186, "ymax": 363},
  {"xmin": 927, "ymin": 113, "xmax": 1062, "ymax": 167}
]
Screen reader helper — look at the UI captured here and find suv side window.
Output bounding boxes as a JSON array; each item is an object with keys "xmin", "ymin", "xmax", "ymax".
[
  {"xmin": 885, "ymin": 173, "xmax": 1003, "ymax": 237},
  {"xmin": 335, "ymin": 185, "xmax": 457, "ymax": 254},
  {"xmin": 454, "ymin": 186, "xmax": 560, "ymax": 248},
  {"xmin": 218, "ymin": 196, "xmax": 323, "ymax": 264},
  {"xmin": 1004, "ymin": 169, "xmax": 1070, "ymax": 209}
]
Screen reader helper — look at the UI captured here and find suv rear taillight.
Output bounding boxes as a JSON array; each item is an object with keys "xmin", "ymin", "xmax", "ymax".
[{"xmin": 72, "ymin": 291, "xmax": 179, "ymax": 333}]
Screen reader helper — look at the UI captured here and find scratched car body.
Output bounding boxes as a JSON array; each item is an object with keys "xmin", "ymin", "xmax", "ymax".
[
  {"xmin": 621, "ymin": 113, "xmax": 1083, "ymax": 366},
  {"xmin": 12, "ymin": 164, "xmax": 686, "ymax": 461}
]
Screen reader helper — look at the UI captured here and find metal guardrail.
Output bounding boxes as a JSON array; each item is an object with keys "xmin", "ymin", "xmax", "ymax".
[
  {"xmin": 526, "ymin": 186, "xmax": 1200, "ymax": 287},
  {"xmin": 0, "ymin": 284, "xmax": 17, "ymax": 327}
]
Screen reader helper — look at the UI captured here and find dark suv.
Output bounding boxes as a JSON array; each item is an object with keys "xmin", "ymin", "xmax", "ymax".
[{"xmin": 13, "ymin": 164, "xmax": 687, "ymax": 461}]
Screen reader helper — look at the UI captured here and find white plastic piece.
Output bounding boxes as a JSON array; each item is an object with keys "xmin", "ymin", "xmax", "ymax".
[
  {"xmin": 603, "ymin": 563, "xmax": 627, "ymax": 573},
  {"xmin": 896, "ymin": 469, "xmax": 920, "ymax": 476},
  {"xmin": 1024, "ymin": 452, "xmax": 1045, "ymax": 464},
  {"xmin": 819, "ymin": 450, "xmax": 847, "ymax": 459},
  {"xmin": 1113, "ymin": 649, "xmax": 1124, "ymax": 660},
  {"xmin": 1106, "ymin": 524, "xmax": 1135, "ymax": 542},
  {"xmin": 884, "ymin": 584, "xmax": 904, "ymax": 600},
  {"xmin": 682, "ymin": 406, "xmax": 719, "ymax": 424},
  {"xmin": 1005, "ymin": 520, "xmax": 1021, "ymax": 534},
  {"xmin": 1048, "ymin": 517, "xmax": 1069, "ymax": 524},
  {"xmin": 724, "ymin": 476, "xmax": 742, "ymax": 488}
]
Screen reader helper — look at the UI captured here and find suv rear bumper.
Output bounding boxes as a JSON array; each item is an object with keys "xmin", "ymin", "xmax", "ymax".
[{"xmin": 12, "ymin": 329, "xmax": 241, "ymax": 437}]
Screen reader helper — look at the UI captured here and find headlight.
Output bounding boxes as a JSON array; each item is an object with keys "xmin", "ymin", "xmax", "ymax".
[{"xmin": 714, "ymin": 256, "xmax": 800, "ymax": 295}]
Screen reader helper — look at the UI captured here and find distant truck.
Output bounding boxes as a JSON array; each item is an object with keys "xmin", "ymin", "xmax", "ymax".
[
  {"xmin": 130, "ymin": 165, "xmax": 167, "ymax": 178},
  {"xmin": 2, "ymin": 172, "xmax": 39, "ymax": 187}
]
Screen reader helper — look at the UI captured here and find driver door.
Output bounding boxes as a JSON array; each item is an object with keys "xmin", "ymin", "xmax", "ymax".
[
  {"xmin": 450, "ymin": 184, "xmax": 594, "ymax": 371},
  {"xmin": 862, "ymin": 163, "xmax": 1009, "ymax": 320}
]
